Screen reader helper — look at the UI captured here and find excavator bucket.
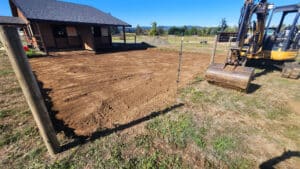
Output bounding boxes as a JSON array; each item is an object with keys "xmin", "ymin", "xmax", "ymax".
[{"xmin": 205, "ymin": 63, "xmax": 255, "ymax": 91}]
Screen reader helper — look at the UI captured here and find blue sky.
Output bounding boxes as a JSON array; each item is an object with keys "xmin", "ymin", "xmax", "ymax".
[{"xmin": 0, "ymin": 0, "xmax": 299, "ymax": 27}]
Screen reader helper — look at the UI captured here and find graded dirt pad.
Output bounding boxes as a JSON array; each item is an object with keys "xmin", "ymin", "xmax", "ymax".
[{"xmin": 29, "ymin": 49, "xmax": 216, "ymax": 136}]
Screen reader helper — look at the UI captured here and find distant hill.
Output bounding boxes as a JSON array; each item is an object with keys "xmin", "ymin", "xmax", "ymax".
[{"xmin": 126, "ymin": 25, "xmax": 212, "ymax": 33}]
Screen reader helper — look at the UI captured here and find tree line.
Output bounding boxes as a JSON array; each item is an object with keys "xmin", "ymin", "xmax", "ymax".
[{"xmin": 135, "ymin": 18, "xmax": 238, "ymax": 36}]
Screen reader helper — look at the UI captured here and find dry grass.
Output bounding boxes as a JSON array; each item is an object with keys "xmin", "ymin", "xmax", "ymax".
[{"xmin": 178, "ymin": 70, "xmax": 300, "ymax": 168}]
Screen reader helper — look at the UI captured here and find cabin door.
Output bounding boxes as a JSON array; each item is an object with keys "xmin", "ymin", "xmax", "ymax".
[
  {"xmin": 53, "ymin": 25, "xmax": 82, "ymax": 49},
  {"xmin": 66, "ymin": 26, "xmax": 82, "ymax": 48},
  {"xmin": 53, "ymin": 26, "xmax": 69, "ymax": 49},
  {"xmin": 93, "ymin": 26, "xmax": 112, "ymax": 50}
]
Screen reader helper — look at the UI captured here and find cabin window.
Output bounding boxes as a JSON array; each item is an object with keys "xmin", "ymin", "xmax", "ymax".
[
  {"xmin": 101, "ymin": 27, "xmax": 109, "ymax": 37},
  {"xmin": 66, "ymin": 26, "xmax": 78, "ymax": 37},
  {"xmin": 93, "ymin": 26, "xmax": 101, "ymax": 37},
  {"xmin": 53, "ymin": 26, "xmax": 68, "ymax": 38}
]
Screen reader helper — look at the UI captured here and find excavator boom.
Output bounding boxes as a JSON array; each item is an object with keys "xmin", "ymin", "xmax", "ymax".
[{"xmin": 205, "ymin": 0, "xmax": 269, "ymax": 91}]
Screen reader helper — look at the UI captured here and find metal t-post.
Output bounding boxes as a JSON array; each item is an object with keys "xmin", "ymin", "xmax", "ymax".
[{"xmin": 177, "ymin": 36, "xmax": 184, "ymax": 89}]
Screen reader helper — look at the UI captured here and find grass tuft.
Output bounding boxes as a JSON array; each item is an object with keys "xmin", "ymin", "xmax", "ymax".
[
  {"xmin": 191, "ymin": 91, "xmax": 205, "ymax": 103},
  {"xmin": 213, "ymin": 136, "xmax": 235, "ymax": 155},
  {"xmin": 193, "ymin": 75, "xmax": 204, "ymax": 83},
  {"xmin": 4, "ymin": 87, "xmax": 22, "ymax": 95},
  {"xmin": 135, "ymin": 134, "xmax": 153, "ymax": 150},
  {"xmin": 147, "ymin": 113, "xmax": 195, "ymax": 148},
  {"xmin": 47, "ymin": 159, "xmax": 76, "ymax": 169},
  {"xmin": 191, "ymin": 133, "xmax": 206, "ymax": 149},
  {"xmin": 25, "ymin": 147, "xmax": 46, "ymax": 161},
  {"xmin": 125, "ymin": 151, "xmax": 184, "ymax": 169},
  {"xmin": 147, "ymin": 112, "xmax": 210, "ymax": 150},
  {"xmin": 24, "ymin": 126, "xmax": 39, "ymax": 138},
  {"xmin": 0, "ymin": 109, "xmax": 30, "ymax": 119},
  {"xmin": 266, "ymin": 105, "xmax": 291, "ymax": 120},
  {"xmin": 180, "ymin": 86, "xmax": 196, "ymax": 99},
  {"xmin": 0, "ymin": 69, "xmax": 14, "ymax": 76},
  {"xmin": 229, "ymin": 157, "xmax": 253, "ymax": 169},
  {"xmin": 0, "ymin": 110, "xmax": 12, "ymax": 119},
  {"xmin": 0, "ymin": 132, "xmax": 22, "ymax": 147},
  {"xmin": 283, "ymin": 125, "xmax": 300, "ymax": 145}
]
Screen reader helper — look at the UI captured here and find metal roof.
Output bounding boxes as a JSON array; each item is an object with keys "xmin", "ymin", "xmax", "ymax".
[
  {"xmin": 10, "ymin": 0, "xmax": 131, "ymax": 26},
  {"xmin": 273, "ymin": 4, "xmax": 300, "ymax": 13},
  {"xmin": 0, "ymin": 16, "xmax": 26, "ymax": 25}
]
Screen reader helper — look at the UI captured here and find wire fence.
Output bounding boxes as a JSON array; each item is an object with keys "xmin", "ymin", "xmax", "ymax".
[{"xmin": 111, "ymin": 34, "xmax": 236, "ymax": 56}]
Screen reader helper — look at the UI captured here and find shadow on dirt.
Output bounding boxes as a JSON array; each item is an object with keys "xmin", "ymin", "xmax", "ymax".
[
  {"xmin": 246, "ymin": 59, "xmax": 283, "ymax": 79},
  {"xmin": 259, "ymin": 150, "xmax": 300, "ymax": 169},
  {"xmin": 35, "ymin": 74, "xmax": 183, "ymax": 152},
  {"xmin": 95, "ymin": 42, "xmax": 155, "ymax": 54},
  {"xmin": 60, "ymin": 103, "xmax": 184, "ymax": 152},
  {"xmin": 28, "ymin": 43, "xmax": 155, "ymax": 58},
  {"xmin": 35, "ymin": 74, "xmax": 77, "ymax": 138},
  {"xmin": 247, "ymin": 83, "xmax": 261, "ymax": 94}
]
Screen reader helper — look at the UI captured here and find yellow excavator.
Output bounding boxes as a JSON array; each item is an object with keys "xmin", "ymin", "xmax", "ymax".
[{"xmin": 206, "ymin": 0, "xmax": 300, "ymax": 91}]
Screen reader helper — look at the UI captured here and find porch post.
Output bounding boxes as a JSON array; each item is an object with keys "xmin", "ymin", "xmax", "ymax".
[
  {"xmin": 109, "ymin": 26, "xmax": 112, "ymax": 47},
  {"xmin": 122, "ymin": 26, "xmax": 126, "ymax": 44}
]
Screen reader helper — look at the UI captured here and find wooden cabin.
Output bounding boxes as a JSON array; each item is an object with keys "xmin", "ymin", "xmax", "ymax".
[{"xmin": 9, "ymin": 0, "xmax": 131, "ymax": 52}]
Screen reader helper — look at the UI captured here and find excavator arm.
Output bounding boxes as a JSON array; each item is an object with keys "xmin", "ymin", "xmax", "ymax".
[
  {"xmin": 228, "ymin": 0, "xmax": 269, "ymax": 66},
  {"xmin": 206, "ymin": 0, "xmax": 270, "ymax": 91}
]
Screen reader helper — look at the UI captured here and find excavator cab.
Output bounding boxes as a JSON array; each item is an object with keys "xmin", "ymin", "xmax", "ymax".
[{"xmin": 263, "ymin": 4, "xmax": 300, "ymax": 61}]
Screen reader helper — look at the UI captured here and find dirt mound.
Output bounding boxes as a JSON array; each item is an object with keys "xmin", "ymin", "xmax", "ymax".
[{"xmin": 29, "ymin": 49, "xmax": 218, "ymax": 136}]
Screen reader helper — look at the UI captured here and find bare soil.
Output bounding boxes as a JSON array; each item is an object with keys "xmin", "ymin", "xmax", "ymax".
[{"xmin": 29, "ymin": 49, "xmax": 216, "ymax": 136}]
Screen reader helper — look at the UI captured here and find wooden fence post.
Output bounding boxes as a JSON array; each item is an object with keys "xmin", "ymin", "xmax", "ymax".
[
  {"xmin": 0, "ymin": 25, "xmax": 60, "ymax": 156},
  {"xmin": 210, "ymin": 34, "xmax": 219, "ymax": 65}
]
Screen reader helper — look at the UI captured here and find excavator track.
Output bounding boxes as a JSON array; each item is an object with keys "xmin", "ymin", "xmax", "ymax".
[{"xmin": 282, "ymin": 62, "xmax": 300, "ymax": 79}]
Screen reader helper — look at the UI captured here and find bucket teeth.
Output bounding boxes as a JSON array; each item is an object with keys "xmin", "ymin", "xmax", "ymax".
[{"xmin": 205, "ymin": 63, "xmax": 255, "ymax": 91}]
